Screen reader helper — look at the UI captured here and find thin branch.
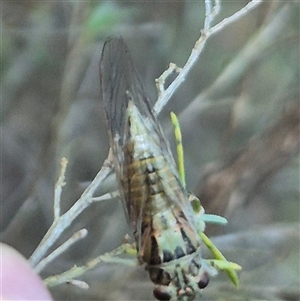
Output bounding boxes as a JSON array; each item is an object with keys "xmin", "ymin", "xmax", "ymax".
[
  {"xmin": 43, "ymin": 243, "xmax": 136, "ymax": 287},
  {"xmin": 29, "ymin": 153, "xmax": 113, "ymax": 267},
  {"xmin": 54, "ymin": 157, "xmax": 68, "ymax": 220},
  {"xmin": 155, "ymin": 63, "xmax": 181, "ymax": 98},
  {"xmin": 35, "ymin": 229, "xmax": 88, "ymax": 273},
  {"xmin": 153, "ymin": 0, "xmax": 262, "ymax": 116},
  {"xmin": 207, "ymin": 0, "xmax": 263, "ymax": 37},
  {"xmin": 204, "ymin": 0, "xmax": 221, "ymax": 31},
  {"xmin": 204, "ymin": 0, "xmax": 213, "ymax": 31},
  {"xmin": 92, "ymin": 191, "xmax": 118, "ymax": 202},
  {"xmin": 67, "ymin": 280, "xmax": 89, "ymax": 289},
  {"xmin": 179, "ymin": 3, "xmax": 291, "ymax": 132}
]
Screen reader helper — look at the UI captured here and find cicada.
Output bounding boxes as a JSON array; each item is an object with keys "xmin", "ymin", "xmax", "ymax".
[{"xmin": 100, "ymin": 37, "xmax": 238, "ymax": 301}]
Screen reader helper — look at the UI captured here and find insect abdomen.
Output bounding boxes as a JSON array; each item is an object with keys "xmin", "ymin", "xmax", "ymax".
[{"xmin": 128, "ymin": 155, "xmax": 175, "ymax": 206}]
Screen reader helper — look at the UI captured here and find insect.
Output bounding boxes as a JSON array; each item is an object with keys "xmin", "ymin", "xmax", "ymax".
[{"xmin": 100, "ymin": 37, "xmax": 239, "ymax": 301}]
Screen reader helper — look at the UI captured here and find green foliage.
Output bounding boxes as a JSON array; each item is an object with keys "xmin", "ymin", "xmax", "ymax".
[{"xmin": 200, "ymin": 232, "xmax": 240, "ymax": 287}]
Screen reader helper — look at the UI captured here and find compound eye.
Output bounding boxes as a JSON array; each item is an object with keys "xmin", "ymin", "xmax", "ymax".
[
  {"xmin": 153, "ymin": 287, "xmax": 172, "ymax": 301},
  {"xmin": 197, "ymin": 272, "xmax": 209, "ymax": 289}
]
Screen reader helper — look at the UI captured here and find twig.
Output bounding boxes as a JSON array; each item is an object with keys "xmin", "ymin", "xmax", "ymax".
[
  {"xmin": 204, "ymin": 0, "xmax": 221, "ymax": 31},
  {"xmin": 179, "ymin": 3, "xmax": 291, "ymax": 132},
  {"xmin": 207, "ymin": 0, "xmax": 263, "ymax": 36},
  {"xmin": 155, "ymin": 63, "xmax": 181, "ymax": 97},
  {"xmin": 67, "ymin": 280, "xmax": 89, "ymax": 289},
  {"xmin": 92, "ymin": 191, "xmax": 119, "ymax": 202},
  {"xmin": 35, "ymin": 229, "xmax": 88, "ymax": 273},
  {"xmin": 153, "ymin": 0, "xmax": 262, "ymax": 116},
  {"xmin": 43, "ymin": 243, "xmax": 136, "ymax": 287},
  {"xmin": 54, "ymin": 157, "xmax": 67, "ymax": 220},
  {"xmin": 29, "ymin": 154, "xmax": 113, "ymax": 267}
]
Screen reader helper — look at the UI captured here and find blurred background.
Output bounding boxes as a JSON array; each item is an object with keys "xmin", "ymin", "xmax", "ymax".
[{"xmin": 1, "ymin": 1, "xmax": 299, "ymax": 300}]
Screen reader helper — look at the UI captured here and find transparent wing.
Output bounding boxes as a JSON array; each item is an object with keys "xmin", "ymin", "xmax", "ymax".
[
  {"xmin": 100, "ymin": 37, "xmax": 153, "ymax": 148},
  {"xmin": 99, "ymin": 37, "xmax": 197, "ymax": 230}
]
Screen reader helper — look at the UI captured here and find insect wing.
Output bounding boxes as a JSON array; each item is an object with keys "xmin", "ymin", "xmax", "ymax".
[
  {"xmin": 100, "ymin": 38, "xmax": 150, "ymax": 147},
  {"xmin": 99, "ymin": 37, "xmax": 197, "ymax": 234}
]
